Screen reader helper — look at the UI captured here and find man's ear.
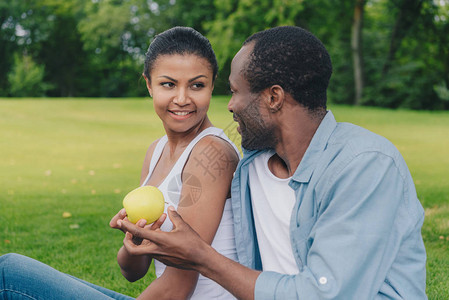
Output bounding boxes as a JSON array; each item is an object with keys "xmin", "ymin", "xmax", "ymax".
[
  {"xmin": 265, "ymin": 85, "xmax": 285, "ymax": 113},
  {"xmin": 143, "ymin": 73, "xmax": 152, "ymax": 97}
]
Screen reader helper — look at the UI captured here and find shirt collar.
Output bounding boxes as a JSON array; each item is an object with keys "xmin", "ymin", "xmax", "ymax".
[
  {"xmin": 240, "ymin": 149, "xmax": 264, "ymax": 166},
  {"xmin": 291, "ymin": 110, "xmax": 337, "ymax": 183}
]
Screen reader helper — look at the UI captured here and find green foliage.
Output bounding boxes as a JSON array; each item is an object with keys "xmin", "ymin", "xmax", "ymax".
[
  {"xmin": 206, "ymin": 0, "xmax": 305, "ymax": 69},
  {"xmin": 7, "ymin": 53, "xmax": 51, "ymax": 97},
  {"xmin": 78, "ymin": 2, "xmax": 131, "ymax": 53},
  {"xmin": 203, "ymin": 0, "xmax": 307, "ymax": 94},
  {"xmin": 0, "ymin": 0, "xmax": 26, "ymax": 95},
  {"xmin": 360, "ymin": 0, "xmax": 449, "ymax": 109},
  {"xmin": 165, "ymin": 0, "xmax": 217, "ymax": 31},
  {"xmin": 1, "ymin": 0, "xmax": 448, "ymax": 109},
  {"xmin": 434, "ymin": 82, "xmax": 449, "ymax": 102}
]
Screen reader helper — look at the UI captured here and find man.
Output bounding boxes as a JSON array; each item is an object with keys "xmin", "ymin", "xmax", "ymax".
[{"xmin": 119, "ymin": 26, "xmax": 427, "ymax": 299}]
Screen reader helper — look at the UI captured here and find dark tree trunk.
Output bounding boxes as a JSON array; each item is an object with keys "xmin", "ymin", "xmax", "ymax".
[
  {"xmin": 382, "ymin": 0, "xmax": 424, "ymax": 75},
  {"xmin": 352, "ymin": 0, "xmax": 365, "ymax": 105}
]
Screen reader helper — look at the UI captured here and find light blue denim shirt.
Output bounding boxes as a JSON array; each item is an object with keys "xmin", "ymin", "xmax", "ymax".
[{"xmin": 231, "ymin": 111, "xmax": 427, "ymax": 300}]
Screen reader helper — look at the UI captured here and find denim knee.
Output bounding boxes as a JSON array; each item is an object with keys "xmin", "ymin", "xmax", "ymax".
[{"xmin": 0, "ymin": 253, "xmax": 23, "ymax": 267}]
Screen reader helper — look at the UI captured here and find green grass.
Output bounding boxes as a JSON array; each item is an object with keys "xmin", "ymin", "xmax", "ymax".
[{"xmin": 1, "ymin": 98, "xmax": 448, "ymax": 298}]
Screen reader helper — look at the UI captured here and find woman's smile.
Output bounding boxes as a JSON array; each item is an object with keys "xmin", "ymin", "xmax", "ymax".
[{"xmin": 169, "ymin": 110, "xmax": 195, "ymax": 120}]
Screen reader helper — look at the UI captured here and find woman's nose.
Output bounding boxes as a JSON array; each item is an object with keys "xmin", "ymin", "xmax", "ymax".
[{"xmin": 173, "ymin": 88, "xmax": 189, "ymax": 105}]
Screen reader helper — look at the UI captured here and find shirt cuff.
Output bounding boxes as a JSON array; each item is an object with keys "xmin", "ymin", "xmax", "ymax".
[{"xmin": 255, "ymin": 271, "xmax": 283, "ymax": 299}]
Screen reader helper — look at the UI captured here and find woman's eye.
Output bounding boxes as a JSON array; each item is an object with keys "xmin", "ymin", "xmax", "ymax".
[
  {"xmin": 161, "ymin": 82, "xmax": 174, "ymax": 88},
  {"xmin": 192, "ymin": 83, "xmax": 205, "ymax": 89}
]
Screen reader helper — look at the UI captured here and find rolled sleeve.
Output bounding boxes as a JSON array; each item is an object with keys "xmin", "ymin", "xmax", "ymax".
[{"xmin": 255, "ymin": 271, "xmax": 283, "ymax": 299}]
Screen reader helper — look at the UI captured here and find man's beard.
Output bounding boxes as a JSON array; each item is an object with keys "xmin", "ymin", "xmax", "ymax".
[{"xmin": 235, "ymin": 97, "xmax": 277, "ymax": 151}]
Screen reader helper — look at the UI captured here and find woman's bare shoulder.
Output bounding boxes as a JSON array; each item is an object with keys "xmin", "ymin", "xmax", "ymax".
[{"xmin": 183, "ymin": 135, "xmax": 239, "ymax": 184}]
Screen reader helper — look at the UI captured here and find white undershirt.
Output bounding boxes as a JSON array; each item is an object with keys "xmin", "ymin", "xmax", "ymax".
[{"xmin": 248, "ymin": 150, "xmax": 299, "ymax": 275}]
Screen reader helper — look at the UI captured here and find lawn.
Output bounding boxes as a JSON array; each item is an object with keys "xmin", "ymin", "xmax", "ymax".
[{"xmin": 1, "ymin": 97, "xmax": 448, "ymax": 298}]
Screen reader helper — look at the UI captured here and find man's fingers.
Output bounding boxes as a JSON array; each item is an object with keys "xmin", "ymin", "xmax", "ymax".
[
  {"xmin": 123, "ymin": 232, "xmax": 158, "ymax": 256},
  {"xmin": 119, "ymin": 219, "xmax": 159, "ymax": 241},
  {"xmin": 167, "ymin": 206, "xmax": 185, "ymax": 230}
]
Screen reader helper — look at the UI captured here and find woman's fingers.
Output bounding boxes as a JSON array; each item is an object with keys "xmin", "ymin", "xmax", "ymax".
[
  {"xmin": 149, "ymin": 213, "xmax": 167, "ymax": 230},
  {"xmin": 119, "ymin": 219, "xmax": 160, "ymax": 242},
  {"xmin": 109, "ymin": 208, "xmax": 127, "ymax": 229}
]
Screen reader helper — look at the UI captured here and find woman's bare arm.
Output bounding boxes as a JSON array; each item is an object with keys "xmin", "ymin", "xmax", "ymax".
[
  {"xmin": 113, "ymin": 139, "xmax": 160, "ymax": 282},
  {"xmin": 135, "ymin": 136, "xmax": 239, "ymax": 299}
]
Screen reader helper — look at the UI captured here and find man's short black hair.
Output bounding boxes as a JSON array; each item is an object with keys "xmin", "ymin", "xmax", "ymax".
[{"xmin": 243, "ymin": 26, "xmax": 332, "ymax": 111}]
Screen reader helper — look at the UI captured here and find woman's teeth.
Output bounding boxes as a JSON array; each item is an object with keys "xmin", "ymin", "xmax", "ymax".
[{"xmin": 172, "ymin": 111, "xmax": 190, "ymax": 116}]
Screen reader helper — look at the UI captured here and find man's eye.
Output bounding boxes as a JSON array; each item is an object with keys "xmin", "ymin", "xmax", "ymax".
[{"xmin": 161, "ymin": 82, "xmax": 174, "ymax": 88}]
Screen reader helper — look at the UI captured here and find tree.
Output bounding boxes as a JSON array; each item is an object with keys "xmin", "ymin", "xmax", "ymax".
[
  {"xmin": 360, "ymin": 0, "xmax": 448, "ymax": 109},
  {"xmin": 203, "ymin": 0, "xmax": 306, "ymax": 94},
  {"xmin": 8, "ymin": 53, "xmax": 51, "ymax": 97},
  {"xmin": 382, "ymin": 0, "xmax": 426, "ymax": 75},
  {"xmin": 1, "ymin": 0, "xmax": 448, "ymax": 109},
  {"xmin": 78, "ymin": 0, "xmax": 174, "ymax": 97},
  {"xmin": 0, "ymin": 1, "xmax": 27, "ymax": 95},
  {"xmin": 351, "ymin": 0, "xmax": 366, "ymax": 105}
]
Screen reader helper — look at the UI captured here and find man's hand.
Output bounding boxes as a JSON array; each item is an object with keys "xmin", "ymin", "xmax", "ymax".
[
  {"xmin": 119, "ymin": 206, "xmax": 259, "ymax": 300},
  {"xmin": 118, "ymin": 206, "xmax": 209, "ymax": 270}
]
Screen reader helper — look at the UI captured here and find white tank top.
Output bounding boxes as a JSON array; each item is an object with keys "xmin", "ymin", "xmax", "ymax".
[
  {"xmin": 142, "ymin": 127, "xmax": 239, "ymax": 299},
  {"xmin": 248, "ymin": 149, "xmax": 299, "ymax": 275}
]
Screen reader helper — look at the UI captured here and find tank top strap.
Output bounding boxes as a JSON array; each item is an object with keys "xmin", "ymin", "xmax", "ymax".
[
  {"xmin": 141, "ymin": 135, "xmax": 168, "ymax": 187},
  {"xmin": 169, "ymin": 127, "xmax": 229, "ymax": 175},
  {"xmin": 141, "ymin": 127, "xmax": 239, "ymax": 187}
]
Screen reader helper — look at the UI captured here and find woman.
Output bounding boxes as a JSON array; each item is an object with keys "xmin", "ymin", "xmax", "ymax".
[
  {"xmin": 0, "ymin": 27, "xmax": 239, "ymax": 300},
  {"xmin": 110, "ymin": 27, "xmax": 240, "ymax": 299}
]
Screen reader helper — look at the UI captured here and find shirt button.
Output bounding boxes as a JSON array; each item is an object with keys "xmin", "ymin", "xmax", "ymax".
[{"xmin": 319, "ymin": 277, "xmax": 327, "ymax": 285}]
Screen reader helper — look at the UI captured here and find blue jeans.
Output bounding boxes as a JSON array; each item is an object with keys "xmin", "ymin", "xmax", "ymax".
[{"xmin": 0, "ymin": 253, "xmax": 134, "ymax": 300}]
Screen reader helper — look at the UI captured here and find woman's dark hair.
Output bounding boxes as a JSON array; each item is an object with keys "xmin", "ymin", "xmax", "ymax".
[
  {"xmin": 143, "ymin": 27, "xmax": 218, "ymax": 82},
  {"xmin": 243, "ymin": 26, "xmax": 332, "ymax": 111}
]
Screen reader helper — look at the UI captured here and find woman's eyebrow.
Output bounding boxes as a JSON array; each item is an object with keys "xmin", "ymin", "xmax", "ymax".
[
  {"xmin": 157, "ymin": 75, "xmax": 207, "ymax": 83},
  {"xmin": 158, "ymin": 75, "xmax": 177, "ymax": 82},
  {"xmin": 189, "ymin": 75, "xmax": 207, "ymax": 82}
]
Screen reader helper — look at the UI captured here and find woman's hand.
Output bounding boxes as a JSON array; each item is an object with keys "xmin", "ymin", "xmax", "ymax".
[
  {"xmin": 110, "ymin": 208, "xmax": 167, "ymax": 245},
  {"xmin": 109, "ymin": 208, "xmax": 128, "ymax": 232},
  {"xmin": 115, "ymin": 212, "xmax": 167, "ymax": 282}
]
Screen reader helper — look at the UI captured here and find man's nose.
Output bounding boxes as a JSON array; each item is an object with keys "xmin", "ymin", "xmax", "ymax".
[{"xmin": 227, "ymin": 96, "xmax": 234, "ymax": 113}]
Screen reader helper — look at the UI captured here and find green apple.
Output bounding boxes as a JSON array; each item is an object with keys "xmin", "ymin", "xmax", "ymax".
[{"xmin": 123, "ymin": 186, "xmax": 165, "ymax": 224}]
